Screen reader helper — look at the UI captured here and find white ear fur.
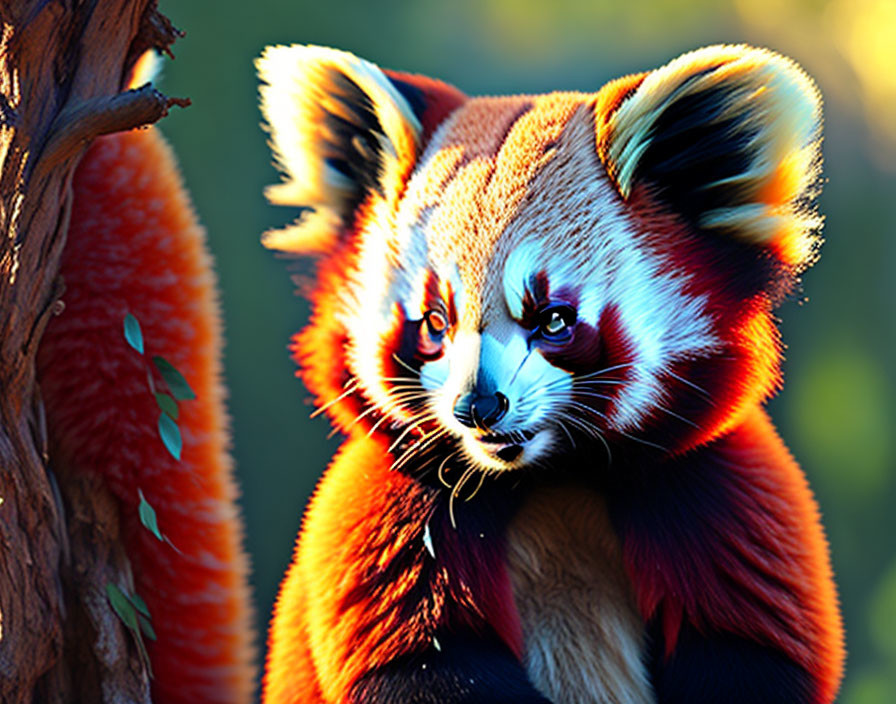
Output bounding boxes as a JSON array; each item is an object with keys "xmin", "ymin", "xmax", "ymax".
[
  {"xmin": 127, "ymin": 50, "xmax": 163, "ymax": 90},
  {"xmin": 604, "ymin": 45, "xmax": 822, "ymax": 265},
  {"xmin": 257, "ymin": 45, "xmax": 422, "ymax": 254}
]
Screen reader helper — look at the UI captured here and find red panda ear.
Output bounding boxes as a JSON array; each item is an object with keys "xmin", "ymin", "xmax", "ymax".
[
  {"xmin": 257, "ymin": 46, "xmax": 464, "ymax": 255},
  {"xmin": 595, "ymin": 45, "xmax": 823, "ymax": 270},
  {"xmin": 257, "ymin": 45, "xmax": 419, "ymax": 254}
]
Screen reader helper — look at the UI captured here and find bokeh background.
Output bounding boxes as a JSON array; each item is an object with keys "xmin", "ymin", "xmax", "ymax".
[{"xmin": 154, "ymin": 1, "xmax": 895, "ymax": 700}]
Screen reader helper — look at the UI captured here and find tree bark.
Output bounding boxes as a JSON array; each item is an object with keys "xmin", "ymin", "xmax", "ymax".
[{"xmin": 0, "ymin": 2, "xmax": 184, "ymax": 700}]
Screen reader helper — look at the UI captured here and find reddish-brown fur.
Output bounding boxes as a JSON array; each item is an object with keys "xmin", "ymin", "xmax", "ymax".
[{"xmin": 37, "ymin": 128, "xmax": 254, "ymax": 703}]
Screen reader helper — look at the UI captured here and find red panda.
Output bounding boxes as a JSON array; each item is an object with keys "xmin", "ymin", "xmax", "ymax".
[
  {"xmin": 35, "ymin": 59, "xmax": 255, "ymax": 703},
  {"xmin": 257, "ymin": 45, "xmax": 844, "ymax": 703}
]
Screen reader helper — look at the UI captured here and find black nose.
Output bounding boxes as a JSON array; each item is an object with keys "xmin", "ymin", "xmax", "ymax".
[{"xmin": 454, "ymin": 392, "xmax": 509, "ymax": 430}]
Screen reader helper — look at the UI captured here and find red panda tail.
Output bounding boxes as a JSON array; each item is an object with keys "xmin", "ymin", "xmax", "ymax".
[{"xmin": 36, "ymin": 127, "xmax": 255, "ymax": 703}]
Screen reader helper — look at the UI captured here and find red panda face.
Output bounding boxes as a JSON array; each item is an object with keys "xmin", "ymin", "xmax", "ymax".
[
  {"xmin": 258, "ymin": 45, "xmax": 822, "ymax": 470},
  {"xmin": 347, "ymin": 101, "xmax": 725, "ymax": 471}
]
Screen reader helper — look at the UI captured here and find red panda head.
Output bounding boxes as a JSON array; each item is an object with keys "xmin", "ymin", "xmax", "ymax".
[{"xmin": 258, "ymin": 44, "xmax": 822, "ymax": 472}]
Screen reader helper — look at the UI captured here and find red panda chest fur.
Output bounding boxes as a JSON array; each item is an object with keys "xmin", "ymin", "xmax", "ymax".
[{"xmin": 506, "ymin": 486, "xmax": 653, "ymax": 704}]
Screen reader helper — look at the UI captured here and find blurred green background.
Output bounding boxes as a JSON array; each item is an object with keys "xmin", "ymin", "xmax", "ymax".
[{"xmin": 154, "ymin": 0, "xmax": 895, "ymax": 700}]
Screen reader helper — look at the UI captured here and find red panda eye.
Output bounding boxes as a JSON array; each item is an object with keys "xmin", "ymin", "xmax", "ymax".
[
  {"xmin": 424, "ymin": 309, "xmax": 448, "ymax": 337},
  {"xmin": 545, "ymin": 312, "xmax": 566, "ymax": 334},
  {"xmin": 536, "ymin": 304, "xmax": 576, "ymax": 342},
  {"xmin": 417, "ymin": 309, "xmax": 448, "ymax": 359}
]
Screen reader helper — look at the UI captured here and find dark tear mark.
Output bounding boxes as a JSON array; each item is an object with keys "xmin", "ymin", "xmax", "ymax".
[
  {"xmin": 538, "ymin": 304, "xmax": 634, "ymax": 433},
  {"xmin": 518, "ymin": 270, "xmax": 552, "ymax": 328},
  {"xmin": 381, "ymin": 304, "xmax": 443, "ymax": 385},
  {"xmin": 541, "ymin": 304, "xmax": 631, "ymax": 373}
]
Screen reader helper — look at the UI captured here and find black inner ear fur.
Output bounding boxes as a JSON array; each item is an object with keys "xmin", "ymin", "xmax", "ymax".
[
  {"xmin": 320, "ymin": 69, "xmax": 389, "ymax": 223},
  {"xmin": 387, "ymin": 77, "xmax": 428, "ymax": 122},
  {"xmin": 623, "ymin": 71, "xmax": 796, "ymax": 302},
  {"xmin": 633, "ymin": 82, "xmax": 759, "ymax": 233}
]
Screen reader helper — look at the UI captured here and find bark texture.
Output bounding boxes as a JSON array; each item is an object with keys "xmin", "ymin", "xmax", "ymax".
[{"xmin": 0, "ymin": 2, "xmax": 184, "ymax": 700}]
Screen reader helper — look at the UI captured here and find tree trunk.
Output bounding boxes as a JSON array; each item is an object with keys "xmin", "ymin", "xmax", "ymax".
[{"xmin": 0, "ymin": 2, "xmax": 185, "ymax": 700}]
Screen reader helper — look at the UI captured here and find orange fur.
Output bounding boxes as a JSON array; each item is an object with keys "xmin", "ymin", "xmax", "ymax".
[
  {"xmin": 264, "ymin": 431, "xmax": 523, "ymax": 703},
  {"xmin": 36, "ymin": 128, "xmax": 255, "ymax": 703}
]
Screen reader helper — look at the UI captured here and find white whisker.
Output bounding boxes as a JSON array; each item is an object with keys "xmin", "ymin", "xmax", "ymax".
[
  {"xmin": 449, "ymin": 467, "xmax": 477, "ymax": 529},
  {"xmin": 391, "ymin": 353, "xmax": 422, "ymax": 377},
  {"xmin": 664, "ymin": 368, "xmax": 715, "ymax": 405},
  {"xmin": 310, "ymin": 380, "xmax": 359, "ymax": 418},
  {"xmin": 463, "ymin": 469, "xmax": 488, "ymax": 503},
  {"xmin": 437, "ymin": 451, "xmax": 459, "ymax": 488},
  {"xmin": 391, "ymin": 427, "xmax": 449, "ymax": 471},
  {"xmin": 387, "ymin": 412, "xmax": 438, "ymax": 453},
  {"xmin": 557, "ymin": 420, "xmax": 576, "ymax": 449}
]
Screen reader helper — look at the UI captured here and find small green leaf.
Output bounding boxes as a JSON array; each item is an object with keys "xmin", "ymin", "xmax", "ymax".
[
  {"xmin": 163, "ymin": 534, "xmax": 183, "ymax": 555},
  {"xmin": 153, "ymin": 356, "xmax": 196, "ymax": 400},
  {"xmin": 126, "ymin": 591, "xmax": 151, "ymax": 619},
  {"xmin": 106, "ymin": 583, "xmax": 153, "ymax": 678},
  {"xmin": 106, "ymin": 582, "xmax": 139, "ymax": 631},
  {"xmin": 138, "ymin": 489, "xmax": 164, "ymax": 541},
  {"xmin": 123, "ymin": 314, "xmax": 144, "ymax": 354},
  {"xmin": 138, "ymin": 613, "xmax": 157, "ymax": 641},
  {"xmin": 145, "ymin": 367, "xmax": 156, "ymax": 395},
  {"xmin": 134, "ymin": 628, "xmax": 152, "ymax": 678},
  {"xmin": 158, "ymin": 412, "xmax": 182, "ymax": 460},
  {"xmin": 154, "ymin": 392, "xmax": 179, "ymax": 419}
]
